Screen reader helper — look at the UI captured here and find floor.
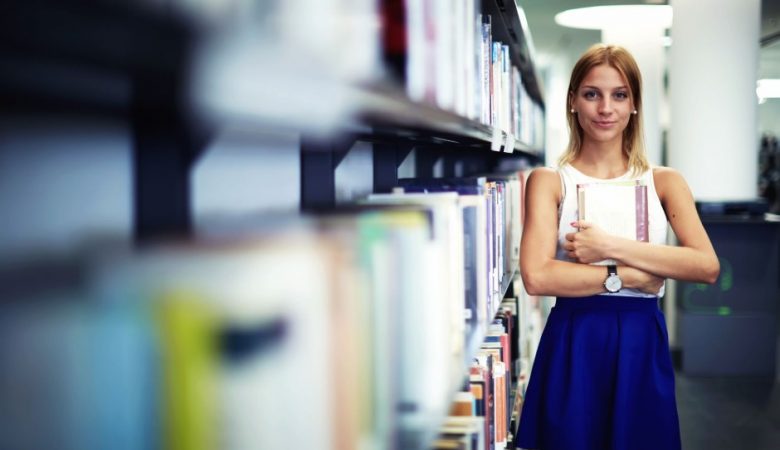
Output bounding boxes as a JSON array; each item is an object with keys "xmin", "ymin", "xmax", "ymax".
[
  {"xmin": 674, "ymin": 336, "xmax": 780, "ymax": 450},
  {"xmin": 675, "ymin": 371, "xmax": 780, "ymax": 450}
]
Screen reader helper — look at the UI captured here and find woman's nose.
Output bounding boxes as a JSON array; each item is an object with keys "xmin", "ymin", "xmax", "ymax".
[{"xmin": 598, "ymin": 98, "xmax": 612, "ymax": 114}]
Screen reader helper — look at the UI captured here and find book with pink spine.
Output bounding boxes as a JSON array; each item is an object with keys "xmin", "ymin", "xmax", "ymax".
[{"xmin": 576, "ymin": 180, "xmax": 649, "ymax": 266}]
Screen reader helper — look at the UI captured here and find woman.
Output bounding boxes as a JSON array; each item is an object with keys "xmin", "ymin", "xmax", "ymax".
[{"xmin": 514, "ymin": 44, "xmax": 719, "ymax": 450}]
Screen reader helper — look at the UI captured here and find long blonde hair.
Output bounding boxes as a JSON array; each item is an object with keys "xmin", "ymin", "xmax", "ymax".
[{"xmin": 558, "ymin": 44, "xmax": 650, "ymax": 176}]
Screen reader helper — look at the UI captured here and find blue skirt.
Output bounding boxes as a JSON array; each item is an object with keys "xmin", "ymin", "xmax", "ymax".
[{"xmin": 515, "ymin": 295, "xmax": 681, "ymax": 450}]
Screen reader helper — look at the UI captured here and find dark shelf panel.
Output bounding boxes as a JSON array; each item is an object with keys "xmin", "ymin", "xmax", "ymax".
[
  {"xmin": 0, "ymin": 0, "xmax": 193, "ymax": 75},
  {"xmin": 0, "ymin": 0, "xmax": 193, "ymax": 119}
]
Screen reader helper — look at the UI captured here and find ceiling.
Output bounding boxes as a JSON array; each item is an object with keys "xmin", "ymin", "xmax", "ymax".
[{"xmin": 519, "ymin": 0, "xmax": 780, "ymax": 79}]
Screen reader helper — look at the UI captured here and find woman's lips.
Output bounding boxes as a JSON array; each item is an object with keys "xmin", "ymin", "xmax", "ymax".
[{"xmin": 593, "ymin": 120, "xmax": 616, "ymax": 128}]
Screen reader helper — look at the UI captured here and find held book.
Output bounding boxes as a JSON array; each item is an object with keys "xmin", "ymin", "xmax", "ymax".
[{"xmin": 576, "ymin": 180, "xmax": 649, "ymax": 266}]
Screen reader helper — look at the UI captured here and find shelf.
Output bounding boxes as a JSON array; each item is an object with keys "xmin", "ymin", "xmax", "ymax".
[
  {"xmin": 349, "ymin": 82, "xmax": 544, "ymax": 159},
  {"xmin": 464, "ymin": 269, "xmax": 518, "ymax": 369},
  {"xmin": 2, "ymin": 1, "xmax": 545, "ymax": 164}
]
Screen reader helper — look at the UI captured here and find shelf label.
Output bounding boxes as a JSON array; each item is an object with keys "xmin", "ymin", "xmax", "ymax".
[
  {"xmin": 491, "ymin": 127, "xmax": 503, "ymax": 152},
  {"xmin": 504, "ymin": 133, "xmax": 515, "ymax": 154}
]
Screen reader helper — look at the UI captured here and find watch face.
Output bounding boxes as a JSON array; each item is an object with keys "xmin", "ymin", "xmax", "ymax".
[{"xmin": 605, "ymin": 275, "xmax": 622, "ymax": 292}]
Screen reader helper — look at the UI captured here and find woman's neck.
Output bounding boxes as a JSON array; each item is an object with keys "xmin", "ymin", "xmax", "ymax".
[{"xmin": 573, "ymin": 139, "xmax": 628, "ymax": 179}]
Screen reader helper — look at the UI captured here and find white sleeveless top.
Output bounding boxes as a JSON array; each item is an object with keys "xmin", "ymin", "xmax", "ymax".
[{"xmin": 556, "ymin": 164, "xmax": 668, "ymax": 298}]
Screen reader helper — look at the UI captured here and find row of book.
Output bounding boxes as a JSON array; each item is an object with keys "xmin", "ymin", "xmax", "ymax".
[
  {"xmin": 133, "ymin": 1, "xmax": 545, "ymax": 146},
  {"xmin": 382, "ymin": 0, "xmax": 544, "ymax": 149},
  {"xmin": 366, "ymin": 174, "xmax": 525, "ymax": 448},
  {"xmin": 431, "ymin": 287, "xmax": 544, "ymax": 450},
  {"xmin": 177, "ymin": 0, "xmax": 546, "ymax": 147},
  {"xmin": 0, "ymin": 170, "xmax": 540, "ymax": 450},
  {"xmin": 487, "ymin": 36, "xmax": 545, "ymax": 150},
  {"xmin": 397, "ymin": 174, "xmax": 522, "ymax": 346}
]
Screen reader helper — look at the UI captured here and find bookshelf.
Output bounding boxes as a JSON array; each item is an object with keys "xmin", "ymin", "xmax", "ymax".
[
  {"xmin": 1, "ymin": 1, "xmax": 546, "ymax": 450},
  {"xmin": 464, "ymin": 268, "xmax": 518, "ymax": 369}
]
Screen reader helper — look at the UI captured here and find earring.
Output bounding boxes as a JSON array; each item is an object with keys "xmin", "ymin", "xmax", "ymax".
[
  {"xmin": 570, "ymin": 108, "xmax": 576, "ymax": 114},
  {"xmin": 632, "ymin": 110, "xmax": 638, "ymax": 115}
]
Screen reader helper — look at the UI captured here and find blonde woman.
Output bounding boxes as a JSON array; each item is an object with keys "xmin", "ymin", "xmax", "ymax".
[{"xmin": 515, "ymin": 44, "xmax": 719, "ymax": 450}]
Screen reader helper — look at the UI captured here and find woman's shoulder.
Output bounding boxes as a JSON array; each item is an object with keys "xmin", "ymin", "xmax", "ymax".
[
  {"xmin": 530, "ymin": 166, "xmax": 559, "ymax": 177},
  {"xmin": 651, "ymin": 166, "xmax": 689, "ymax": 196},
  {"xmin": 651, "ymin": 165, "xmax": 685, "ymax": 181},
  {"xmin": 527, "ymin": 166, "xmax": 561, "ymax": 185},
  {"xmin": 526, "ymin": 166, "xmax": 563, "ymax": 198}
]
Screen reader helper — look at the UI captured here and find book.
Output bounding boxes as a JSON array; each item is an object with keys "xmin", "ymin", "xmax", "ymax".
[
  {"xmin": 481, "ymin": 15, "xmax": 493, "ymax": 125},
  {"xmin": 443, "ymin": 416, "xmax": 486, "ymax": 450},
  {"xmin": 399, "ymin": 179, "xmax": 489, "ymax": 348},
  {"xmin": 576, "ymin": 180, "xmax": 649, "ymax": 266},
  {"xmin": 451, "ymin": 391, "xmax": 477, "ymax": 416},
  {"xmin": 380, "ymin": 0, "xmax": 407, "ymax": 82}
]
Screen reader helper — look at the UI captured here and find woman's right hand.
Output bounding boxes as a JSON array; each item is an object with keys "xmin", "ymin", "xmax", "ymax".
[{"xmin": 621, "ymin": 266, "xmax": 666, "ymax": 294}]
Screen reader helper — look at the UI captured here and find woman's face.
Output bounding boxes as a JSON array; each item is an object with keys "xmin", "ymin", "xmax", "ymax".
[{"xmin": 571, "ymin": 64, "xmax": 635, "ymax": 147}]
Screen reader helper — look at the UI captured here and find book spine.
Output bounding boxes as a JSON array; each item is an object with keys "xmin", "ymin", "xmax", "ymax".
[
  {"xmin": 434, "ymin": 0, "xmax": 454, "ymax": 110},
  {"xmin": 501, "ymin": 44, "xmax": 510, "ymax": 133},
  {"xmin": 481, "ymin": 16, "xmax": 492, "ymax": 125},
  {"xmin": 380, "ymin": 0, "xmax": 407, "ymax": 82},
  {"xmin": 491, "ymin": 42, "xmax": 501, "ymax": 128},
  {"xmin": 405, "ymin": 0, "xmax": 425, "ymax": 102},
  {"xmin": 493, "ymin": 363, "xmax": 503, "ymax": 447},
  {"xmin": 576, "ymin": 184, "xmax": 586, "ymax": 223},
  {"xmin": 472, "ymin": 9, "xmax": 483, "ymax": 120},
  {"xmin": 636, "ymin": 185, "xmax": 649, "ymax": 242}
]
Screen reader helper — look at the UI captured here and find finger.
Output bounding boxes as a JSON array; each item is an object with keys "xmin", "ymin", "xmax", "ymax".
[
  {"xmin": 565, "ymin": 232, "xmax": 576, "ymax": 242},
  {"xmin": 576, "ymin": 220, "xmax": 592, "ymax": 230}
]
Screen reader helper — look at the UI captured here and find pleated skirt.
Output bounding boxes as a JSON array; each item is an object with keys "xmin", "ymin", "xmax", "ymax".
[{"xmin": 515, "ymin": 295, "xmax": 681, "ymax": 450}]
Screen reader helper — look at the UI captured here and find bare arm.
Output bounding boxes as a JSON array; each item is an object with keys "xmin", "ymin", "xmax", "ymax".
[
  {"xmin": 520, "ymin": 168, "xmax": 664, "ymax": 297},
  {"xmin": 563, "ymin": 167, "xmax": 719, "ymax": 284}
]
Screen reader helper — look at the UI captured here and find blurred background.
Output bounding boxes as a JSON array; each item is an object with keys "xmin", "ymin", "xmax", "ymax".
[{"xmin": 0, "ymin": 1, "xmax": 778, "ymax": 449}]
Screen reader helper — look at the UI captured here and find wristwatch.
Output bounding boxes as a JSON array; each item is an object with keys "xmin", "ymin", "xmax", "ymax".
[{"xmin": 604, "ymin": 264, "xmax": 622, "ymax": 293}]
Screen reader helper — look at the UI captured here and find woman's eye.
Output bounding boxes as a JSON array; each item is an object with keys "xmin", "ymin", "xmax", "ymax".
[
  {"xmin": 583, "ymin": 91, "xmax": 598, "ymax": 99},
  {"xmin": 614, "ymin": 91, "xmax": 629, "ymax": 100}
]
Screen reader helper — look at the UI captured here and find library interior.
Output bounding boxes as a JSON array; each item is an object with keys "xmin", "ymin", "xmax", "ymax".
[{"xmin": 1, "ymin": 0, "xmax": 779, "ymax": 449}]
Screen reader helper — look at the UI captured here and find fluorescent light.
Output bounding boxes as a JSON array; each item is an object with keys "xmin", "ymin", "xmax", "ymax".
[
  {"xmin": 555, "ymin": 5, "xmax": 673, "ymax": 30},
  {"xmin": 757, "ymin": 79, "xmax": 780, "ymax": 103},
  {"xmin": 757, "ymin": 79, "xmax": 780, "ymax": 97}
]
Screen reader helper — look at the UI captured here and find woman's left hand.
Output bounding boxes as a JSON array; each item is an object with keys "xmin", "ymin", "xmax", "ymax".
[{"xmin": 563, "ymin": 221, "xmax": 613, "ymax": 263}]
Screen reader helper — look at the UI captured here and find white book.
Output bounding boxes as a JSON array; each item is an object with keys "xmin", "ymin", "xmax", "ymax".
[
  {"xmin": 576, "ymin": 180, "xmax": 649, "ymax": 266},
  {"xmin": 501, "ymin": 44, "xmax": 511, "ymax": 133},
  {"xmin": 454, "ymin": 0, "xmax": 467, "ymax": 116},
  {"xmin": 406, "ymin": 0, "xmax": 427, "ymax": 103},
  {"xmin": 435, "ymin": 0, "xmax": 456, "ymax": 110},
  {"xmin": 364, "ymin": 193, "xmax": 465, "ymax": 440}
]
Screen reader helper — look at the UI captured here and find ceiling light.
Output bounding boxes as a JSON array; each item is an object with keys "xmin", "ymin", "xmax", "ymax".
[
  {"xmin": 555, "ymin": 5, "xmax": 673, "ymax": 30},
  {"xmin": 757, "ymin": 79, "xmax": 780, "ymax": 102}
]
